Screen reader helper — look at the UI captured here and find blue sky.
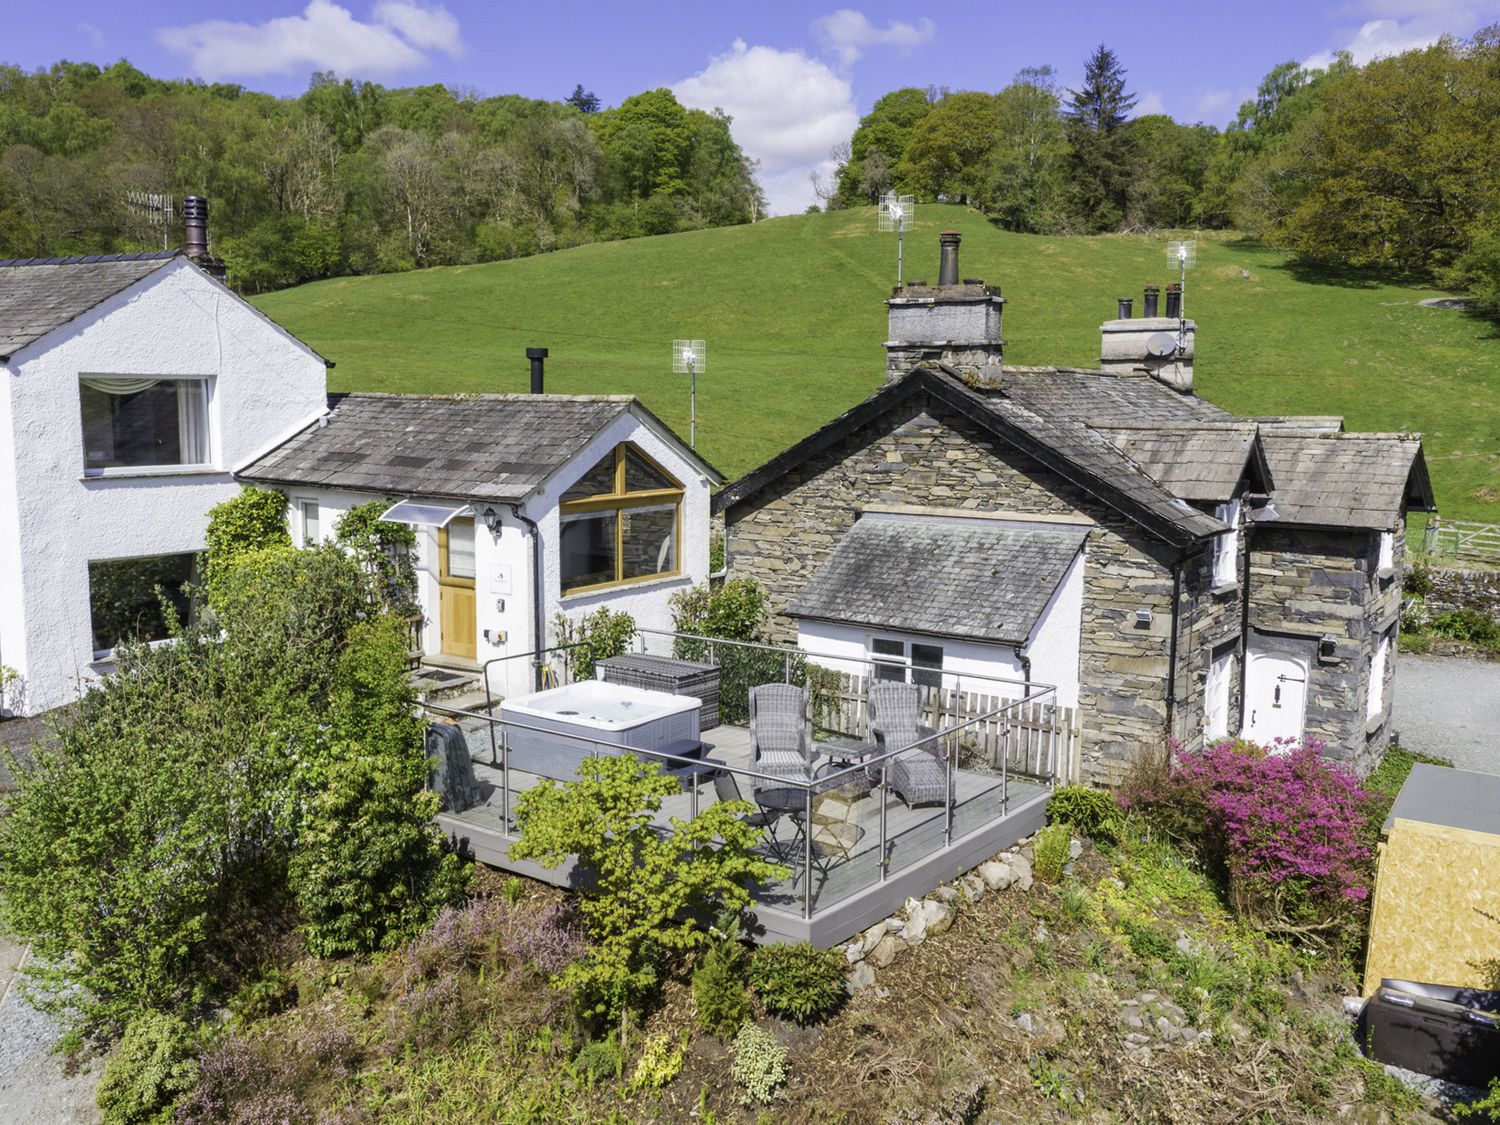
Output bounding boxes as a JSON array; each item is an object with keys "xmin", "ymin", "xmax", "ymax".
[{"xmin": 8, "ymin": 1, "xmax": 1499, "ymax": 213}]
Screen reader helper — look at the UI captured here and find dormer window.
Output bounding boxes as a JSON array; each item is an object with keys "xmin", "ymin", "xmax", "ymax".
[
  {"xmin": 80, "ymin": 376, "xmax": 210, "ymax": 472},
  {"xmin": 560, "ymin": 443, "xmax": 682, "ymax": 594},
  {"xmin": 1212, "ymin": 498, "xmax": 1241, "ymax": 588}
]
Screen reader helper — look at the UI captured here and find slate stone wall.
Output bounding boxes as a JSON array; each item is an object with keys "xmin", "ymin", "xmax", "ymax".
[
  {"xmin": 1412, "ymin": 564, "xmax": 1500, "ymax": 619},
  {"xmin": 1247, "ymin": 521, "xmax": 1400, "ymax": 771},
  {"xmin": 1174, "ymin": 521, "xmax": 1246, "ymax": 753},
  {"xmin": 723, "ymin": 392, "xmax": 1187, "ymax": 785}
]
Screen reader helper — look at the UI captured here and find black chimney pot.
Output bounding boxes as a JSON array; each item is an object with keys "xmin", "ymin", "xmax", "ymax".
[
  {"xmin": 1117, "ymin": 297, "xmax": 1134, "ymax": 319},
  {"xmin": 526, "ymin": 347, "xmax": 548, "ymax": 394},
  {"xmin": 938, "ymin": 231, "xmax": 961, "ymax": 286},
  {"xmin": 183, "ymin": 196, "xmax": 209, "ymax": 259},
  {"xmin": 1165, "ymin": 283, "xmax": 1182, "ymax": 319},
  {"xmin": 1143, "ymin": 284, "xmax": 1160, "ymax": 318}
]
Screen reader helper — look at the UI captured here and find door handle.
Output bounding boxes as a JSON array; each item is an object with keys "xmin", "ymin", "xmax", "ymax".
[{"xmin": 1250, "ymin": 710, "xmax": 1256, "ymax": 725}]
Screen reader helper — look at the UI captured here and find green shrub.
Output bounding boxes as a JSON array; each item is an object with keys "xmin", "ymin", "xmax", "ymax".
[
  {"xmin": 629, "ymin": 1032, "xmax": 684, "ymax": 1092},
  {"xmin": 203, "ymin": 486, "xmax": 290, "ymax": 608},
  {"xmin": 670, "ymin": 577, "xmax": 768, "ymax": 643},
  {"xmin": 333, "ymin": 498, "xmax": 419, "ymax": 615},
  {"xmin": 96, "ymin": 1012, "xmax": 200, "ymax": 1124},
  {"xmin": 1047, "ymin": 785, "xmax": 1124, "ymax": 843},
  {"xmin": 553, "ymin": 606, "xmax": 636, "ymax": 680},
  {"xmin": 1404, "ymin": 557, "xmax": 1433, "ymax": 597},
  {"xmin": 1432, "ymin": 608, "xmax": 1500, "ymax": 646},
  {"xmin": 731, "ymin": 1023, "xmax": 787, "ymax": 1105},
  {"xmin": 573, "ymin": 1037, "xmax": 624, "ymax": 1085},
  {"xmin": 1033, "ymin": 822, "xmax": 1072, "ymax": 884},
  {"xmin": 747, "ymin": 942, "xmax": 846, "ymax": 1023},
  {"xmin": 692, "ymin": 940, "xmax": 750, "ymax": 1037},
  {"xmin": 510, "ymin": 754, "xmax": 785, "ymax": 1021}
]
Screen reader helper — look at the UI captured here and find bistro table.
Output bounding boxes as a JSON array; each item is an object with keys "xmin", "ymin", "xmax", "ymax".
[
  {"xmin": 814, "ymin": 738, "xmax": 881, "ymax": 798},
  {"xmin": 755, "ymin": 785, "xmax": 814, "ymax": 863}
]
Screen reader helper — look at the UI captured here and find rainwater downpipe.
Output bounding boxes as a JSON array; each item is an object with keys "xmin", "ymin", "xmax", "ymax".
[
  {"xmin": 506, "ymin": 502, "xmax": 547, "ymax": 692},
  {"xmin": 1165, "ymin": 556, "xmax": 1183, "ymax": 739}
]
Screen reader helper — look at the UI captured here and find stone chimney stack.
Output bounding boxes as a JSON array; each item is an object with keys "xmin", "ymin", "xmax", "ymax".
[
  {"xmin": 1099, "ymin": 288, "xmax": 1194, "ymax": 393},
  {"xmin": 885, "ymin": 232, "xmax": 1005, "ymax": 384}
]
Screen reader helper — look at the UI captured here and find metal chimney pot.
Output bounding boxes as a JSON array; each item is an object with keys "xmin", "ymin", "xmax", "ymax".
[
  {"xmin": 1143, "ymin": 284, "xmax": 1160, "ymax": 318},
  {"xmin": 1165, "ymin": 283, "xmax": 1182, "ymax": 319},
  {"xmin": 526, "ymin": 347, "xmax": 548, "ymax": 394},
  {"xmin": 183, "ymin": 196, "xmax": 209, "ymax": 258},
  {"xmin": 938, "ymin": 231, "xmax": 961, "ymax": 286},
  {"xmin": 1117, "ymin": 297, "xmax": 1134, "ymax": 319}
]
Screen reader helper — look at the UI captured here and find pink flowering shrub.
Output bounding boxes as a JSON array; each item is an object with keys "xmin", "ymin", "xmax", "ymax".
[{"xmin": 1122, "ymin": 737, "xmax": 1376, "ymax": 944}]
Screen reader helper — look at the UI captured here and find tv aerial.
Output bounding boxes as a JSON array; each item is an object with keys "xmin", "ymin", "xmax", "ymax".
[
  {"xmin": 1166, "ymin": 239, "xmax": 1197, "ymax": 351},
  {"xmin": 672, "ymin": 339, "xmax": 705, "ymax": 448},
  {"xmin": 126, "ymin": 191, "xmax": 173, "ymax": 251},
  {"xmin": 878, "ymin": 192, "xmax": 915, "ymax": 287}
]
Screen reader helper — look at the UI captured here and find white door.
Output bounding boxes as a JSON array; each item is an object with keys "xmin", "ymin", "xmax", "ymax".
[{"xmin": 1241, "ymin": 651, "xmax": 1309, "ymax": 747}]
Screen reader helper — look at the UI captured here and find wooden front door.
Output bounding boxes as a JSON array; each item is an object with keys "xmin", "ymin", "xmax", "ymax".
[
  {"xmin": 438, "ymin": 518, "xmax": 477, "ymax": 660},
  {"xmin": 1241, "ymin": 650, "xmax": 1308, "ymax": 747}
]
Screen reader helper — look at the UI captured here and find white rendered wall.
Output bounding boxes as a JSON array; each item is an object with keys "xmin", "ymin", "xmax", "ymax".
[
  {"xmin": 283, "ymin": 409, "xmax": 713, "ymax": 704},
  {"xmin": 2, "ymin": 259, "xmax": 328, "ymax": 712},
  {"xmin": 1024, "ymin": 549, "xmax": 1084, "ymax": 710}
]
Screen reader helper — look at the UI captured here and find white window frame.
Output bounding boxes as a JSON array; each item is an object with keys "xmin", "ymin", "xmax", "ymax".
[
  {"xmin": 1204, "ymin": 643, "xmax": 1235, "ymax": 741},
  {"xmin": 1376, "ymin": 530, "xmax": 1395, "ymax": 575},
  {"xmin": 1368, "ymin": 626, "xmax": 1392, "ymax": 721},
  {"xmin": 868, "ymin": 635, "xmax": 945, "ymax": 689},
  {"xmin": 295, "ymin": 497, "xmax": 321, "ymax": 547},
  {"xmin": 79, "ymin": 374, "xmax": 214, "ymax": 476},
  {"xmin": 1212, "ymin": 499, "xmax": 1241, "ymax": 588}
]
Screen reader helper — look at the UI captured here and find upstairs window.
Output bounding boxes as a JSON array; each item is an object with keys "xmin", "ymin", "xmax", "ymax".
[
  {"xmin": 560, "ymin": 443, "xmax": 682, "ymax": 594},
  {"xmin": 1212, "ymin": 498, "xmax": 1241, "ymax": 587},
  {"xmin": 80, "ymin": 376, "xmax": 210, "ymax": 472},
  {"xmin": 1376, "ymin": 530, "xmax": 1395, "ymax": 575}
]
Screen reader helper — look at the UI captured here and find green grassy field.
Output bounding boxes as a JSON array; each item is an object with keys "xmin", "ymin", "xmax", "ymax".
[{"xmin": 253, "ymin": 204, "xmax": 1500, "ymax": 522}]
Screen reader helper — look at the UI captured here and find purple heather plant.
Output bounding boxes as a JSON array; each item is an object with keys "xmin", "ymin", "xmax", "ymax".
[{"xmin": 1123, "ymin": 737, "xmax": 1376, "ymax": 942}]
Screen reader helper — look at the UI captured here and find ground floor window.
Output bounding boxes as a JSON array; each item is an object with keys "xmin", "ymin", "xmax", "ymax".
[
  {"xmin": 88, "ymin": 553, "xmax": 198, "ymax": 655},
  {"xmin": 298, "ymin": 498, "xmax": 320, "ymax": 547},
  {"xmin": 1368, "ymin": 627, "xmax": 1392, "ymax": 720},
  {"xmin": 1204, "ymin": 641, "xmax": 1236, "ymax": 740},
  {"xmin": 870, "ymin": 637, "xmax": 944, "ymax": 689}
]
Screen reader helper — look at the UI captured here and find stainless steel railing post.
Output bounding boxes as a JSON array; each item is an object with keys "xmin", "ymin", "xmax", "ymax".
[
  {"xmin": 803, "ymin": 782, "xmax": 814, "ymax": 920},
  {"xmin": 878, "ymin": 763, "xmax": 889, "ymax": 881}
]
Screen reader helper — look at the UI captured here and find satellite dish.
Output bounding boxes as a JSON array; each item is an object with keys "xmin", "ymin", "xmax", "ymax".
[{"xmin": 1146, "ymin": 333, "xmax": 1178, "ymax": 357}]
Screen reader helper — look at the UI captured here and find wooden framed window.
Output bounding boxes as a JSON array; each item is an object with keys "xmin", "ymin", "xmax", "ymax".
[{"xmin": 559, "ymin": 443, "xmax": 682, "ymax": 594}]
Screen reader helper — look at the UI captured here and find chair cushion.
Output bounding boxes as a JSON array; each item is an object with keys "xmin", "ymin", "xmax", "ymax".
[{"xmin": 757, "ymin": 749, "xmax": 810, "ymax": 779}]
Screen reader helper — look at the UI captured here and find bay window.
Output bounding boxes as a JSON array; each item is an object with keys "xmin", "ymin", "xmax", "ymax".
[
  {"xmin": 80, "ymin": 376, "xmax": 210, "ymax": 472},
  {"xmin": 560, "ymin": 444, "xmax": 681, "ymax": 594}
]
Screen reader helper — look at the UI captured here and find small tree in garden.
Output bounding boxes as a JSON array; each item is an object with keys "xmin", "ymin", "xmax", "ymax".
[
  {"xmin": 203, "ymin": 486, "xmax": 290, "ymax": 608},
  {"xmin": 1121, "ymin": 737, "xmax": 1376, "ymax": 946},
  {"xmin": 669, "ymin": 577, "xmax": 768, "ymax": 643},
  {"xmin": 509, "ymin": 754, "xmax": 785, "ymax": 1025},
  {"xmin": 553, "ymin": 607, "xmax": 636, "ymax": 680}
]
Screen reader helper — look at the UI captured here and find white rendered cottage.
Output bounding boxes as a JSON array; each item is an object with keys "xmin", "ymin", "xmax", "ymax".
[
  {"xmin": 0, "ymin": 250, "xmax": 330, "ymax": 713},
  {"xmin": 236, "ymin": 391, "xmax": 722, "ymax": 700}
]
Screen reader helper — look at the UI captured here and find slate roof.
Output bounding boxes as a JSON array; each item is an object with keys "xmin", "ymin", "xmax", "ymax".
[
  {"xmin": 789, "ymin": 516, "xmax": 1089, "ymax": 645},
  {"xmin": 1094, "ymin": 424, "xmax": 1272, "ymax": 502},
  {"xmin": 714, "ymin": 368, "xmax": 1227, "ymax": 547},
  {"xmin": 993, "ymin": 366, "xmax": 1233, "ymax": 424},
  {"xmin": 1384, "ymin": 763, "xmax": 1500, "ymax": 836},
  {"xmin": 0, "ymin": 251, "xmax": 179, "ymax": 360},
  {"xmin": 1259, "ymin": 431, "xmax": 1433, "ymax": 529},
  {"xmin": 238, "ymin": 391, "xmax": 720, "ymax": 502}
]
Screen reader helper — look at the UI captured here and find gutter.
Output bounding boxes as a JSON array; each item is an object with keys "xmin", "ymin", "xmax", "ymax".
[{"xmin": 507, "ymin": 503, "xmax": 547, "ymax": 692}]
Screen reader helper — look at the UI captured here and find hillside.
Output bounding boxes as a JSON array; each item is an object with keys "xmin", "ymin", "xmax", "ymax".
[{"xmin": 253, "ymin": 204, "xmax": 1500, "ymax": 523}]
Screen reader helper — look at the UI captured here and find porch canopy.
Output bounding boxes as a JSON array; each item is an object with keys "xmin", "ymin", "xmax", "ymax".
[{"xmin": 379, "ymin": 498, "xmax": 471, "ymax": 527}]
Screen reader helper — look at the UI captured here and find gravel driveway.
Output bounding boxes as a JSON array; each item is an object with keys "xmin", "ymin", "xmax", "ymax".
[
  {"xmin": 1394, "ymin": 653, "xmax": 1500, "ymax": 774},
  {"xmin": 0, "ymin": 938, "xmax": 99, "ymax": 1124}
]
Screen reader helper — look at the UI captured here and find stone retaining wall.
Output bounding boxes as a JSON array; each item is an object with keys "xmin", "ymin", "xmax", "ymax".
[{"xmin": 1411, "ymin": 564, "xmax": 1500, "ymax": 619}]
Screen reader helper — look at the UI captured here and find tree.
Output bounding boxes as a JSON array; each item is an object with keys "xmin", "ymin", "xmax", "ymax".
[
  {"xmin": 1065, "ymin": 44, "xmax": 1138, "ymax": 231},
  {"xmin": 566, "ymin": 84, "xmax": 601, "ymax": 114},
  {"xmin": 834, "ymin": 87, "xmax": 932, "ymax": 206},
  {"xmin": 1124, "ymin": 116, "xmax": 1218, "ymax": 230},
  {"xmin": 897, "ymin": 91, "xmax": 1000, "ymax": 205},
  {"xmin": 987, "ymin": 66, "xmax": 1068, "ymax": 232}
]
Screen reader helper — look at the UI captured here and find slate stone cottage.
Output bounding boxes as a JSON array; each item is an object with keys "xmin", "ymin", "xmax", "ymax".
[{"xmin": 715, "ymin": 233, "xmax": 1433, "ymax": 783}]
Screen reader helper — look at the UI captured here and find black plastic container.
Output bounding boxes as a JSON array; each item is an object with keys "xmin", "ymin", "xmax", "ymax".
[{"xmin": 1354, "ymin": 979, "xmax": 1500, "ymax": 1088}]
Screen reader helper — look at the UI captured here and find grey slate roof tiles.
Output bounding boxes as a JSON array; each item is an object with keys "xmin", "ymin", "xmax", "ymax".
[
  {"xmin": 1094, "ymin": 424, "xmax": 1267, "ymax": 502},
  {"xmin": 0, "ymin": 251, "xmax": 178, "ymax": 359},
  {"xmin": 994, "ymin": 366, "xmax": 1233, "ymax": 424},
  {"xmin": 1259, "ymin": 431, "xmax": 1430, "ymax": 529},
  {"xmin": 789, "ymin": 516, "xmax": 1089, "ymax": 645},
  {"xmin": 238, "ymin": 392, "xmax": 637, "ymax": 502}
]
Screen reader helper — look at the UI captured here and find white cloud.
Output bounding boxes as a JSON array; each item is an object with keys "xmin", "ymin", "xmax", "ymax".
[
  {"xmin": 811, "ymin": 9, "xmax": 935, "ymax": 67},
  {"xmin": 1304, "ymin": 1, "xmax": 1499, "ymax": 69},
  {"xmin": 1134, "ymin": 91, "xmax": 1167, "ymax": 117},
  {"xmin": 78, "ymin": 22, "xmax": 105, "ymax": 51},
  {"xmin": 157, "ymin": 0, "xmax": 462, "ymax": 81},
  {"xmin": 675, "ymin": 39, "xmax": 860, "ymax": 216}
]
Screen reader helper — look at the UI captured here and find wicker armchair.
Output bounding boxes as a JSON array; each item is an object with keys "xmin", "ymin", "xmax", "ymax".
[
  {"xmin": 866, "ymin": 680, "xmax": 948, "ymax": 807},
  {"xmin": 749, "ymin": 683, "xmax": 816, "ymax": 781}
]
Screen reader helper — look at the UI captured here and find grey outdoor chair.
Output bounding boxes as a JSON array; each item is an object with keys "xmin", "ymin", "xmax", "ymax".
[
  {"xmin": 712, "ymin": 771, "xmax": 780, "ymax": 831},
  {"xmin": 866, "ymin": 680, "xmax": 948, "ymax": 808},
  {"xmin": 749, "ymin": 683, "xmax": 816, "ymax": 781}
]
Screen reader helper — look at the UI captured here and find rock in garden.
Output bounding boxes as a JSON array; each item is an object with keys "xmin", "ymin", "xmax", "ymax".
[
  {"xmin": 934, "ymin": 884, "xmax": 959, "ymax": 904},
  {"xmin": 848, "ymin": 962, "xmax": 877, "ymax": 992},
  {"xmin": 1068, "ymin": 838, "xmax": 1083, "ymax": 860},
  {"xmin": 1016, "ymin": 1012, "xmax": 1035, "ymax": 1034},
  {"xmin": 979, "ymin": 860, "xmax": 1015, "ymax": 891},
  {"xmin": 844, "ymin": 941, "xmax": 864, "ymax": 964},
  {"xmin": 869, "ymin": 933, "xmax": 907, "ymax": 968},
  {"xmin": 1008, "ymin": 853, "xmax": 1034, "ymax": 891},
  {"xmin": 959, "ymin": 874, "xmax": 986, "ymax": 903}
]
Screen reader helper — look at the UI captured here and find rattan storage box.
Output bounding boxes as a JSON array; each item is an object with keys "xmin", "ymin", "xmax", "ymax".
[{"xmin": 597, "ymin": 654, "xmax": 720, "ymax": 732}]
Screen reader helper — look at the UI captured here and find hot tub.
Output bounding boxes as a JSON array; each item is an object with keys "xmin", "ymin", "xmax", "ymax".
[{"xmin": 499, "ymin": 680, "xmax": 702, "ymax": 780}]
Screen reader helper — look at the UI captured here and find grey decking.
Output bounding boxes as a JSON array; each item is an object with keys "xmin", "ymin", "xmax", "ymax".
[{"xmin": 433, "ymin": 718, "xmax": 1050, "ymax": 946}]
